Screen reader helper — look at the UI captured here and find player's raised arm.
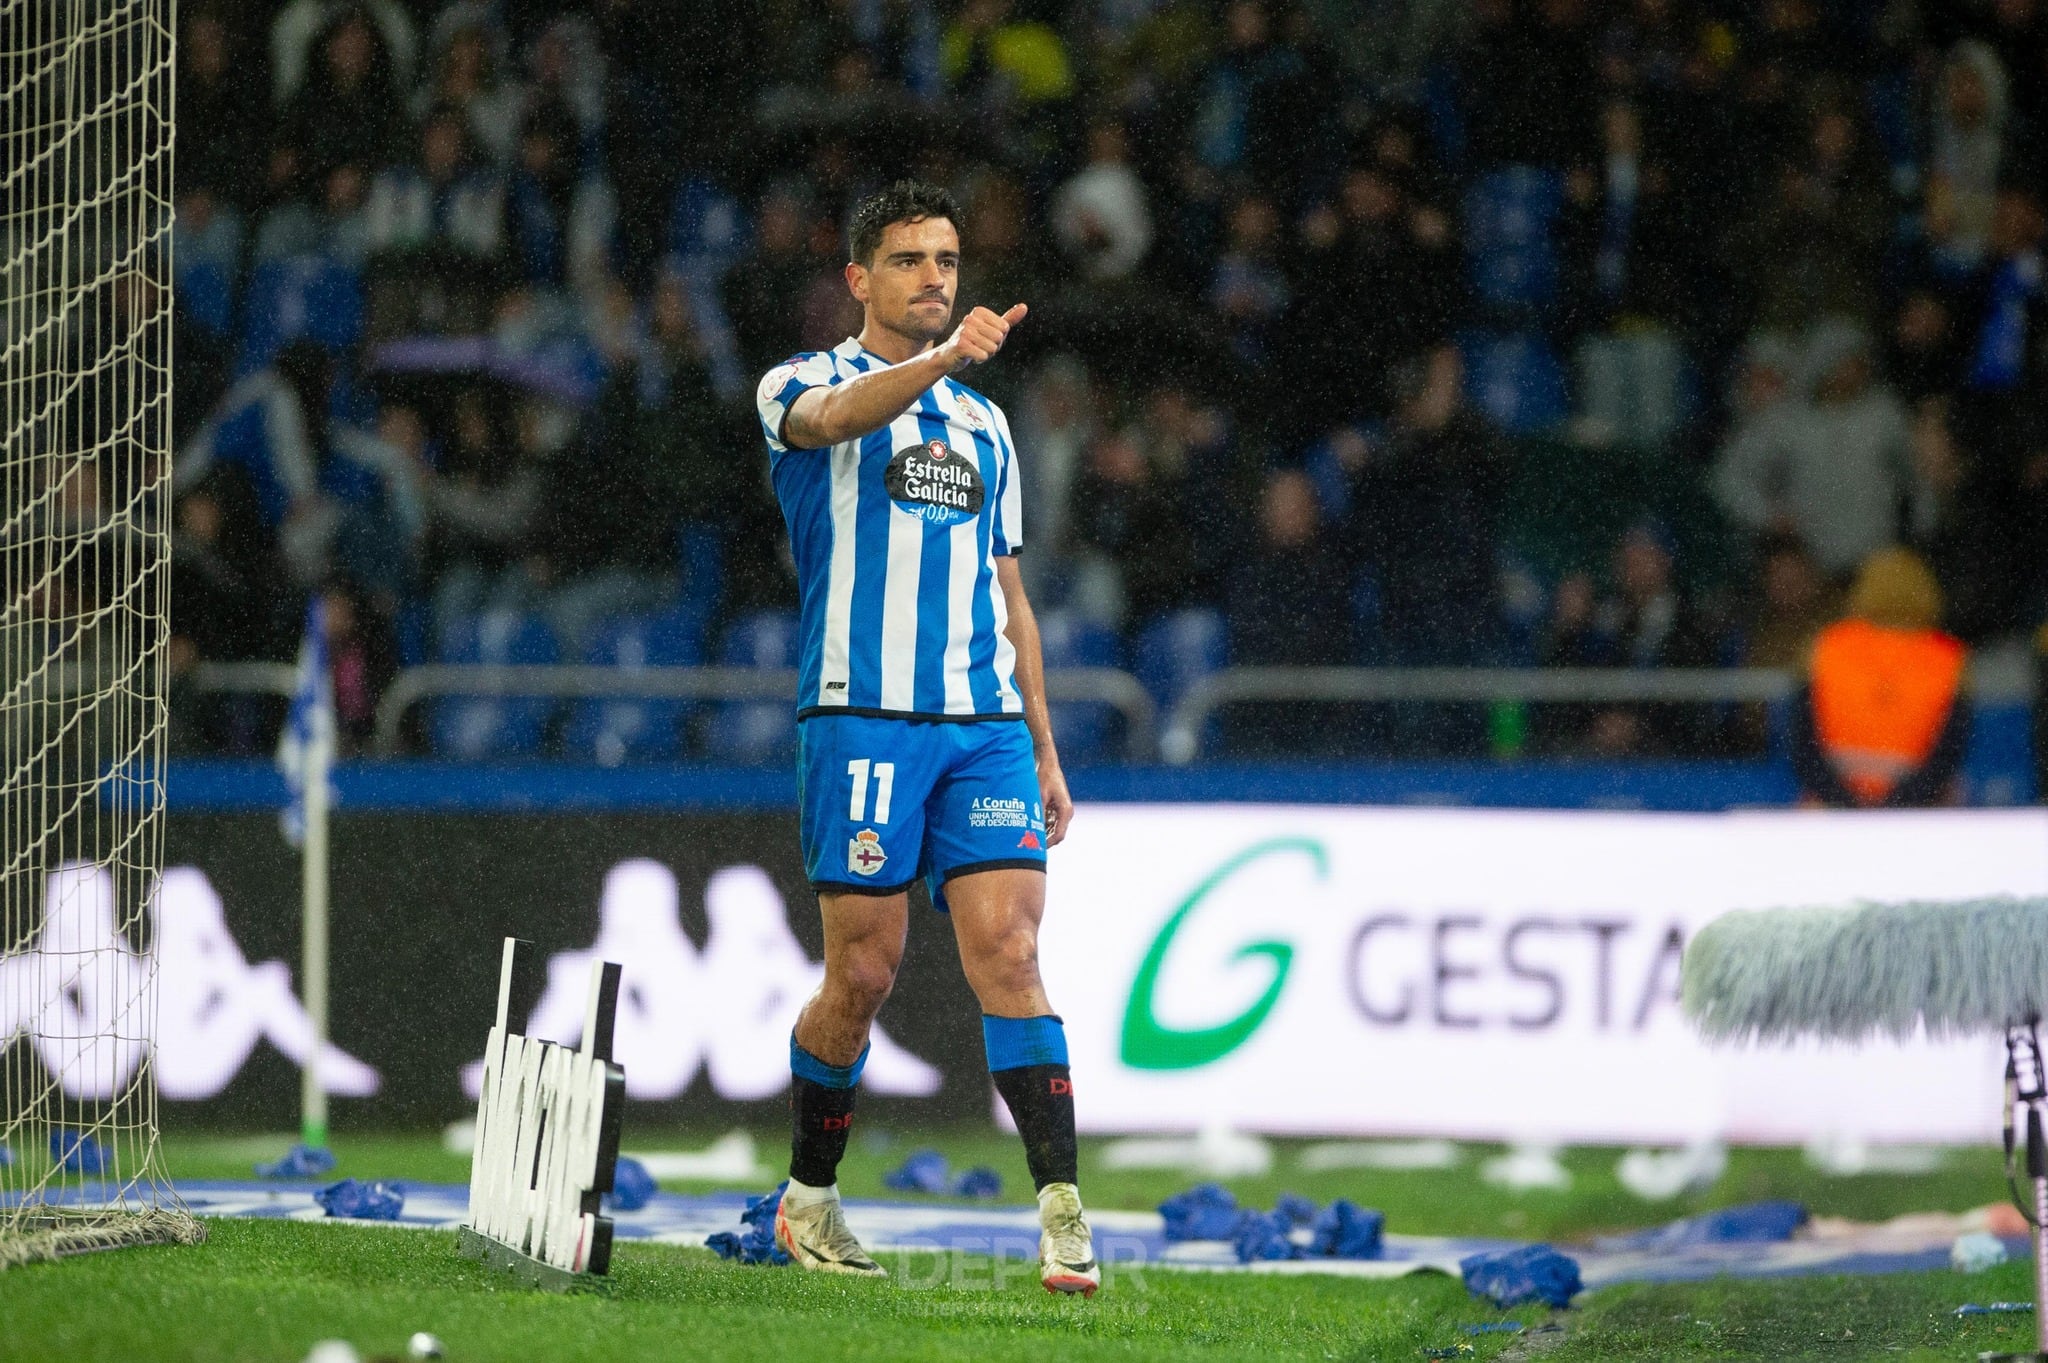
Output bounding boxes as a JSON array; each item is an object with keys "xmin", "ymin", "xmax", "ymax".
[{"xmin": 781, "ymin": 303, "xmax": 1027, "ymax": 450}]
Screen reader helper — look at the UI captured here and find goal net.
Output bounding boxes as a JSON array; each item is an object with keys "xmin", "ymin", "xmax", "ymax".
[{"xmin": 0, "ymin": 0, "xmax": 200, "ymax": 1264}]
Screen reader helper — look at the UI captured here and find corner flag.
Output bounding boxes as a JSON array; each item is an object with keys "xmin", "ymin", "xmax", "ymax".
[{"xmin": 276, "ymin": 595, "xmax": 336, "ymax": 847}]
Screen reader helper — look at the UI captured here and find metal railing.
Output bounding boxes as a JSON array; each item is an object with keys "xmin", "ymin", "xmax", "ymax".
[
  {"xmin": 184, "ymin": 659, "xmax": 2030, "ymax": 766},
  {"xmin": 1156, "ymin": 663, "xmax": 2033, "ymax": 764},
  {"xmin": 190, "ymin": 661, "xmax": 299, "ymax": 696},
  {"xmin": 359, "ymin": 663, "xmax": 1158, "ymax": 760}
]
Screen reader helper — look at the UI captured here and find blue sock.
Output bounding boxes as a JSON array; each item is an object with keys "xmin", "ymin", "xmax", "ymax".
[
  {"xmin": 983, "ymin": 1015, "xmax": 1076, "ymax": 1190},
  {"xmin": 789, "ymin": 1036, "xmax": 867, "ymax": 1186}
]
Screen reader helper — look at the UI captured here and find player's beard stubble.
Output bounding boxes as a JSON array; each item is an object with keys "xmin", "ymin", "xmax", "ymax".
[{"xmin": 885, "ymin": 288, "xmax": 953, "ymax": 349}]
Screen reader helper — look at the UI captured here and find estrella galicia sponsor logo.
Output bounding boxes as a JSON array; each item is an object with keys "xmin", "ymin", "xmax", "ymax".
[
  {"xmin": 1119, "ymin": 837, "xmax": 1323, "ymax": 1071},
  {"xmin": 886, "ymin": 438, "xmax": 984, "ymax": 526}
]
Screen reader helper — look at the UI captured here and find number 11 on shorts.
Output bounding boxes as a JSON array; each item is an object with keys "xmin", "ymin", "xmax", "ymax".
[{"xmin": 847, "ymin": 759, "xmax": 895, "ymax": 824}]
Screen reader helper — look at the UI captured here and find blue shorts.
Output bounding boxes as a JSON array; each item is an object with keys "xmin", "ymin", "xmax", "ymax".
[{"xmin": 798, "ymin": 714, "xmax": 1047, "ymax": 906}]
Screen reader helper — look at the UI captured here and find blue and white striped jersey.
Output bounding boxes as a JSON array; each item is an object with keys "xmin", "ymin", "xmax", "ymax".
[{"xmin": 757, "ymin": 337, "xmax": 1026, "ymax": 722}]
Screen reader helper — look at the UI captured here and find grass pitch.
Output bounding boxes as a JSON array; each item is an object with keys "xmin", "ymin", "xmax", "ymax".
[{"xmin": 0, "ymin": 1130, "xmax": 2039, "ymax": 1362}]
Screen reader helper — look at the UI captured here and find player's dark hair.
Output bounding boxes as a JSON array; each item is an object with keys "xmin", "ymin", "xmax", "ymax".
[{"xmin": 848, "ymin": 180, "xmax": 962, "ymax": 266}]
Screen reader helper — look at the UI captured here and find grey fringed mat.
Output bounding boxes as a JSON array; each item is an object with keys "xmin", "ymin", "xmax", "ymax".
[{"xmin": 1683, "ymin": 898, "xmax": 2048, "ymax": 1043}]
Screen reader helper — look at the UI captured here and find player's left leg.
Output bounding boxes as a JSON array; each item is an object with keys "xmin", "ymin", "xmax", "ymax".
[{"xmin": 944, "ymin": 868, "xmax": 1097, "ymax": 1295}]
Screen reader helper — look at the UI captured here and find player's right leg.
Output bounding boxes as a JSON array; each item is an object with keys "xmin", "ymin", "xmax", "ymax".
[
  {"xmin": 778, "ymin": 887, "xmax": 908, "ymax": 1276},
  {"xmin": 778, "ymin": 716, "xmax": 934, "ymax": 1276}
]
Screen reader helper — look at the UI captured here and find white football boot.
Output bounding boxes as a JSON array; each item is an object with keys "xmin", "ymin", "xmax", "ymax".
[
  {"xmin": 775, "ymin": 1183, "xmax": 887, "ymax": 1277},
  {"xmin": 1037, "ymin": 1182, "xmax": 1101, "ymax": 1296}
]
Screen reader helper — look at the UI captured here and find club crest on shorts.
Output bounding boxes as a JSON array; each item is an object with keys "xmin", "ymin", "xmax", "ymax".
[{"xmin": 848, "ymin": 828, "xmax": 887, "ymax": 877}]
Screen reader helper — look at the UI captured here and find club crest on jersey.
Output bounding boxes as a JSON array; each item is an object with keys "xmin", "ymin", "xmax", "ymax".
[
  {"xmin": 848, "ymin": 828, "xmax": 888, "ymax": 877},
  {"xmin": 953, "ymin": 391, "xmax": 988, "ymax": 431},
  {"xmin": 885, "ymin": 438, "xmax": 984, "ymax": 527}
]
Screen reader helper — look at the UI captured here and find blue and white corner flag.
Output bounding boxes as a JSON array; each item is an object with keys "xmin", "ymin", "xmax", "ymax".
[{"xmin": 277, "ymin": 596, "xmax": 336, "ymax": 846}]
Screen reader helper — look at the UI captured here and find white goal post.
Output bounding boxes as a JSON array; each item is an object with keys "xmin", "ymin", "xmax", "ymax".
[{"xmin": 0, "ymin": 0, "xmax": 200, "ymax": 1264}]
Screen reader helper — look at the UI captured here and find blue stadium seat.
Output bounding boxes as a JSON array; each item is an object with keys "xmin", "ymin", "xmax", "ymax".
[
  {"xmin": 1464, "ymin": 166, "xmax": 1562, "ymax": 316},
  {"xmin": 1133, "ymin": 608, "xmax": 1228, "ymax": 760},
  {"xmin": 677, "ymin": 522, "xmax": 726, "ymax": 624},
  {"xmin": 429, "ymin": 611, "xmax": 560, "ymax": 759},
  {"xmin": 177, "ymin": 256, "xmax": 237, "ymax": 338},
  {"xmin": 1460, "ymin": 331, "xmax": 1569, "ymax": 436},
  {"xmin": 1132, "ymin": 608, "xmax": 1227, "ymax": 715},
  {"xmin": 562, "ymin": 609, "xmax": 707, "ymax": 766},
  {"xmin": 1035, "ymin": 610, "xmax": 1120, "ymax": 761},
  {"xmin": 666, "ymin": 175, "xmax": 749, "ymax": 281},
  {"xmin": 236, "ymin": 255, "xmax": 364, "ymax": 377},
  {"xmin": 707, "ymin": 610, "xmax": 800, "ymax": 764}
]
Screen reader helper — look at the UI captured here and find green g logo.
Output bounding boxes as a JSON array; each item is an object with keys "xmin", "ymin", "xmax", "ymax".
[{"xmin": 1119, "ymin": 837, "xmax": 1326, "ymax": 1070}]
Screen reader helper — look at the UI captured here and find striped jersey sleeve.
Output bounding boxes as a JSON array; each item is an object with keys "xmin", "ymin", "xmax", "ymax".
[
  {"xmin": 988, "ymin": 399, "xmax": 1023, "ymax": 556},
  {"xmin": 755, "ymin": 351, "xmax": 843, "ymax": 452}
]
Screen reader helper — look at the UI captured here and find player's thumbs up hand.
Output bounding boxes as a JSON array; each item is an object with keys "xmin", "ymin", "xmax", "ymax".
[{"xmin": 944, "ymin": 303, "xmax": 1027, "ymax": 370}]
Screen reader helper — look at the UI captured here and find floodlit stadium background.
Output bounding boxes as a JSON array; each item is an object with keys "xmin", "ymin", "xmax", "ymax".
[{"xmin": 149, "ymin": 0, "xmax": 2048, "ymax": 1144}]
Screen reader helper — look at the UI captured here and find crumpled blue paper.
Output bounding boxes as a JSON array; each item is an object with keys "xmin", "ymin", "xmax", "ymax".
[
  {"xmin": 1955, "ymin": 1301, "xmax": 2035, "ymax": 1316},
  {"xmin": 605, "ymin": 1155, "xmax": 657, "ymax": 1212},
  {"xmin": 1308, "ymin": 1199, "xmax": 1384, "ymax": 1260},
  {"xmin": 0, "ymin": 1143, "xmax": 15, "ymax": 1168},
  {"xmin": 706, "ymin": 1182, "xmax": 792, "ymax": 1265},
  {"xmin": 1274, "ymin": 1192, "xmax": 1318, "ymax": 1227},
  {"xmin": 951, "ymin": 1166, "xmax": 1003, "ymax": 1199},
  {"xmin": 254, "ymin": 1143, "xmax": 336, "ymax": 1179},
  {"xmin": 881, "ymin": 1148, "xmax": 952, "ymax": 1194},
  {"xmin": 315, "ymin": 1178, "xmax": 405, "ymax": 1220},
  {"xmin": 1463, "ymin": 1322, "xmax": 1525, "ymax": 1336},
  {"xmin": 1598, "ymin": 1200, "xmax": 1807, "ymax": 1252},
  {"xmin": 1232, "ymin": 1209, "xmax": 1302, "ymax": 1262},
  {"xmin": 1160, "ymin": 1183, "xmax": 1243, "ymax": 1242},
  {"xmin": 50, "ymin": 1129, "xmax": 107, "ymax": 1174},
  {"xmin": 1460, "ymin": 1244, "xmax": 1583, "ymax": 1308}
]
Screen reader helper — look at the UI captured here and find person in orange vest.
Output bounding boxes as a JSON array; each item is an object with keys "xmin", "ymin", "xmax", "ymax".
[{"xmin": 1790, "ymin": 547, "xmax": 1971, "ymax": 807}]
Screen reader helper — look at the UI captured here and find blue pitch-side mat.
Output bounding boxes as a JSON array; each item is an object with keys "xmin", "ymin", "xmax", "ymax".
[{"xmin": 49, "ymin": 1181, "xmax": 2026, "ymax": 1288}]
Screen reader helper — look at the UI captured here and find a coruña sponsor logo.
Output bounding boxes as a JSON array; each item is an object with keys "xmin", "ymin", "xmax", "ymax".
[{"xmin": 886, "ymin": 438, "xmax": 984, "ymax": 526}]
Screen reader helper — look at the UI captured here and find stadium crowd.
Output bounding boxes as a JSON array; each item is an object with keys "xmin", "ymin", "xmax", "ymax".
[{"xmin": 166, "ymin": 0, "xmax": 2048, "ymax": 761}]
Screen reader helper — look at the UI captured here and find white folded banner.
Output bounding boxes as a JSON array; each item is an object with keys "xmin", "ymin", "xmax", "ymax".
[{"xmin": 1038, "ymin": 807, "xmax": 2048, "ymax": 1145}]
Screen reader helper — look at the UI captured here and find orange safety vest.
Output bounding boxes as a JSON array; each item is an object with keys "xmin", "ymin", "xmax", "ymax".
[{"xmin": 1808, "ymin": 619, "xmax": 1967, "ymax": 803}]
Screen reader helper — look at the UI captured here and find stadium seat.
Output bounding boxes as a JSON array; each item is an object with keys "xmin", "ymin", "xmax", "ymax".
[
  {"xmin": 707, "ymin": 610, "xmax": 800, "ymax": 764},
  {"xmin": 677, "ymin": 522, "xmax": 726, "ymax": 625},
  {"xmin": 1460, "ymin": 330, "xmax": 1569, "ymax": 436},
  {"xmin": 236, "ymin": 255, "xmax": 364, "ymax": 377},
  {"xmin": 1463, "ymin": 166, "xmax": 1562, "ymax": 318},
  {"xmin": 429, "ymin": 611, "xmax": 560, "ymax": 759},
  {"xmin": 562, "ymin": 608, "xmax": 706, "ymax": 766},
  {"xmin": 1132, "ymin": 608, "xmax": 1227, "ymax": 715},
  {"xmin": 1035, "ymin": 610, "xmax": 1120, "ymax": 762},
  {"xmin": 1133, "ymin": 608, "xmax": 1228, "ymax": 760},
  {"xmin": 177, "ymin": 255, "xmax": 237, "ymax": 338},
  {"xmin": 666, "ymin": 175, "xmax": 749, "ymax": 281}
]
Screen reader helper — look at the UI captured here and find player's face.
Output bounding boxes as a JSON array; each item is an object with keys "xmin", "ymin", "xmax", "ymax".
[{"xmin": 853, "ymin": 216, "xmax": 960, "ymax": 346}]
